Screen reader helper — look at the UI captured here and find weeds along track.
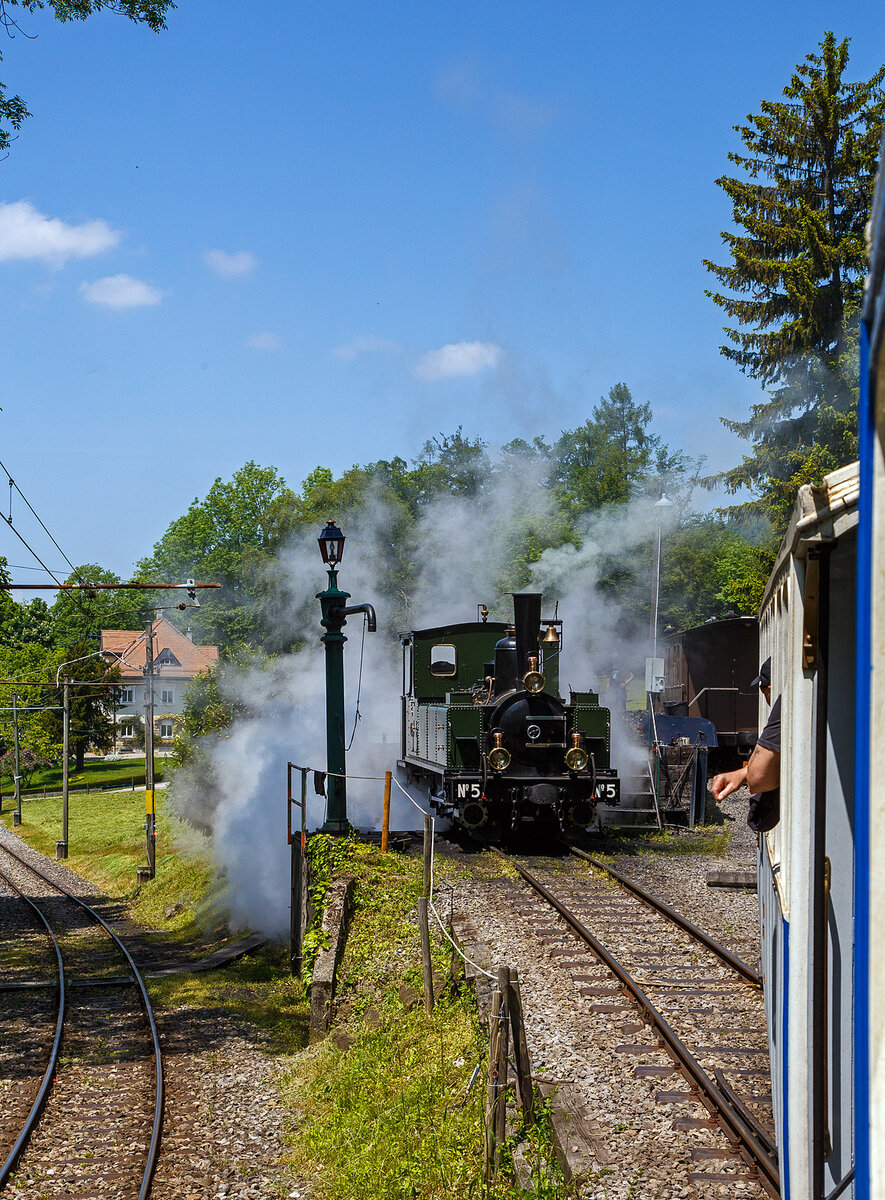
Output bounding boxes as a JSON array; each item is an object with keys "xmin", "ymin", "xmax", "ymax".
[
  {"xmin": 0, "ymin": 840, "xmax": 163, "ymax": 1199},
  {"xmin": 493, "ymin": 849, "xmax": 778, "ymax": 1196}
]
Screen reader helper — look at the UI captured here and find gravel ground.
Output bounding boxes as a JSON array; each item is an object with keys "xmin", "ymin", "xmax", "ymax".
[
  {"xmin": 444, "ymin": 799, "xmax": 768, "ymax": 1199},
  {"xmin": 603, "ymin": 789, "xmax": 761, "ymax": 970}
]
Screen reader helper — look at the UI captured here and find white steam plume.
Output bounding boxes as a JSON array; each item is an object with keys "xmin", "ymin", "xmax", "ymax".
[{"xmin": 168, "ymin": 467, "xmax": 677, "ymax": 935}]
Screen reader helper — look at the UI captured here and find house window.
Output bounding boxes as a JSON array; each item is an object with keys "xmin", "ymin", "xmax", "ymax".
[
  {"xmin": 160, "ymin": 689, "xmax": 174, "ymax": 705},
  {"xmin": 159, "ymin": 722, "xmax": 174, "ymax": 739},
  {"xmin": 120, "ymin": 723, "xmax": 134, "ymax": 739},
  {"xmin": 119, "ymin": 688, "xmax": 134, "ymax": 704}
]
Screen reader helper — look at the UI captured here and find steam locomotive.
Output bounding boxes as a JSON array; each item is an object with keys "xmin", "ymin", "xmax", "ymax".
[{"xmin": 398, "ymin": 593, "xmax": 620, "ymax": 838}]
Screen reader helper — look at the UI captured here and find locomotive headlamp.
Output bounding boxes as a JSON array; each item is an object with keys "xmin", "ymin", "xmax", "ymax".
[
  {"xmin": 565, "ymin": 733, "xmax": 589, "ymax": 772},
  {"xmin": 318, "ymin": 519, "xmax": 346, "ymax": 566},
  {"xmin": 522, "ymin": 654, "xmax": 546, "ymax": 695},
  {"xmin": 488, "ymin": 731, "xmax": 511, "ymax": 772}
]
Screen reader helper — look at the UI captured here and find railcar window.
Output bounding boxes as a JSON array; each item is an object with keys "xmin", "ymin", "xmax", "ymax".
[{"xmin": 430, "ymin": 645, "xmax": 457, "ymax": 676}]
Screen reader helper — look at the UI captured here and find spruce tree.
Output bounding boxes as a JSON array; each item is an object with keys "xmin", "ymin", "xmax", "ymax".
[{"xmin": 704, "ymin": 32, "xmax": 885, "ymax": 528}]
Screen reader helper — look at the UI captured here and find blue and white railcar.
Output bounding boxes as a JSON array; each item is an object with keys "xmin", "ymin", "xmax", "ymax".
[
  {"xmin": 757, "ymin": 130, "xmax": 885, "ymax": 1200},
  {"xmin": 758, "ymin": 463, "xmax": 859, "ymax": 1200},
  {"xmin": 857, "ymin": 129, "xmax": 885, "ymax": 1200}
]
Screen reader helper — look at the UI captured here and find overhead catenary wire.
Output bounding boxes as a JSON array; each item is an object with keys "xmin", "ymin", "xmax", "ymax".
[{"xmin": 0, "ymin": 457, "xmax": 85, "ymax": 584}]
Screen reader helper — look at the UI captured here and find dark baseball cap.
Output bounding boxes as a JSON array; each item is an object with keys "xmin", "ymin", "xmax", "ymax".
[{"xmin": 751, "ymin": 657, "xmax": 771, "ymax": 689}]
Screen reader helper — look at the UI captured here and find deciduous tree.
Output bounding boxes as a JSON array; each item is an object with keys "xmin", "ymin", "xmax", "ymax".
[{"xmin": 0, "ymin": 0, "xmax": 174, "ymax": 154}]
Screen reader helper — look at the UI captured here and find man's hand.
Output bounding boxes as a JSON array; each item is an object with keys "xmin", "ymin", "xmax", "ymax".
[{"xmin": 710, "ymin": 767, "xmax": 748, "ymax": 802}]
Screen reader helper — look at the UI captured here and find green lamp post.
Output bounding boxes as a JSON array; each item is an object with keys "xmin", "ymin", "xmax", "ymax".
[{"xmin": 316, "ymin": 520, "xmax": 377, "ymax": 834}]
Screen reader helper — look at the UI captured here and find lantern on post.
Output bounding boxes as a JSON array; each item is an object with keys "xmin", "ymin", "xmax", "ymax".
[{"xmin": 315, "ymin": 520, "xmax": 376, "ymax": 834}]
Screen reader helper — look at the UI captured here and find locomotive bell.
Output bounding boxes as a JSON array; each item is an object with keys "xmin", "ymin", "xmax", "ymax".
[{"xmin": 542, "ymin": 623, "xmax": 560, "ymax": 646}]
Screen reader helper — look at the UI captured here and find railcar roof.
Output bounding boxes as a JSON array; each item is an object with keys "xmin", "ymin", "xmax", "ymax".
[{"xmin": 663, "ymin": 614, "xmax": 757, "ymax": 641}]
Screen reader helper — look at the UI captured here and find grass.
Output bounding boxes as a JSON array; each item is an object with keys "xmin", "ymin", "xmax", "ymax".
[
  {"xmin": 284, "ymin": 993, "xmax": 486, "ymax": 1199},
  {"xmin": 148, "ymin": 942, "xmax": 311, "ymax": 1054},
  {"xmin": 1, "ymin": 757, "xmax": 167, "ymax": 796},
  {"xmin": 594, "ymin": 824, "xmax": 732, "ymax": 857},
  {"xmin": 0, "ymin": 783, "xmax": 216, "ymax": 939}
]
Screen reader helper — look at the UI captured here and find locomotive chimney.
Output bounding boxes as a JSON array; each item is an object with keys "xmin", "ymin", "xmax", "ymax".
[{"xmin": 512, "ymin": 593, "xmax": 542, "ymax": 675}]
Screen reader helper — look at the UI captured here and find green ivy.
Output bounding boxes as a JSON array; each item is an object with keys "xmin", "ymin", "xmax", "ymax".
[{"xmin": 301, "ymin": 833, "xmax": 356, "ymax": 983}]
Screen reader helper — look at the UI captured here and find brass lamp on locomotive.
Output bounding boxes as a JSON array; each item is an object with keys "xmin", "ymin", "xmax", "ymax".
[{"xmin": 398, "ymin": 593, "xmax": 620, "ymax": 837}]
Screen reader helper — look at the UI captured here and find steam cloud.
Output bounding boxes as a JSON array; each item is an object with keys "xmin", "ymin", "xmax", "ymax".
[{"xmin": 168, "ymin": 465, "xmax": 679, "ymax": 935}]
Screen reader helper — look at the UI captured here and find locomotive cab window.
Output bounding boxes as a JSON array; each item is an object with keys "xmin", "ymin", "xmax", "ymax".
[{"xmin": 430, "ymin": 645, "xmax": 457, "ymax": 677}]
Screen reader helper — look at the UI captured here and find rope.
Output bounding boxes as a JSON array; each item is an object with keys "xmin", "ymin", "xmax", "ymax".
[
  {"xmin": 344, "ymin": 614, "xmax": 367, "ymax": 752},
  {"xmin": 390, "ymin": 777, "xmax": 495, "ymax": 980}
]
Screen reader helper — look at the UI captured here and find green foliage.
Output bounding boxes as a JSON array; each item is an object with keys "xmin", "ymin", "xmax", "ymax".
[
  {"xmin": 302, "ymin": 833, "xmax": 357, "ymax": 982},
  {"xmin": 171, "ymin": 661, "xmax": 253, "ymax": 768},
  {"xmin": 0, "ymin": 641, "xmax": 62, "ymax": 765},
  {"xmin": 704, "ymin": 32, "xmax": 885, "ymax": 529},
  {"xmin": 287, "ymin": 993, "xmax": 486, "ymax": 1199},
  {"xmin": 0, "ymin": 0, "xmax": 174, "ymax": 153},
  {"xmin": 138, "ymin": 461, "xmax": 296, "ymax": 649},
  {"xmin": 46, "ymin": 565, "xmax": 148, "ymax": 650},
  {"xmin": 552, "ymin": 383, "xmax": 687, "ymax": 517},
  {"xmin": 712, "ymin": 536, "xmax": 774, "ymax": 614},
  {"xmin": 1, "ymin": 596, "xmax": 54, "ymax": 649},
  {"xmin": 40, "ymin": 640, "xmax": 122, "ymax": 770},
  {"xmin": 659, "ymin": 518, "xmax": 773, "ymax": 627},
  {"xmin": 409, "ymin": 428, "xmax": 491, "ymax": 504}
]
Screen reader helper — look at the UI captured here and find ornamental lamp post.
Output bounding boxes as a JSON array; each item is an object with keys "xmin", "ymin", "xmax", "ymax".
[
  {"xmin": 316, "ymin": 521, "xmax": 377, "ymax": 834},
  {"xmin": 649, "ymin": 493, "xmax": 675, "ymax": 659}
]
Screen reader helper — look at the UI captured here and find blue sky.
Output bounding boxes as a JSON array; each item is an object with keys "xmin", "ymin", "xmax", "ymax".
[{"xmin": 1, "ymin": 0, "xmax": 884, "ymax": 582}]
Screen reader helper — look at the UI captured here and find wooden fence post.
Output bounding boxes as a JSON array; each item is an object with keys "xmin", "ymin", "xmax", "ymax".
[
  {"xmin": 508, "ymin": 967, "xmax": 535, "ymax": 1126},
  {"xmin": 483, "ymin": 966, "xmax": 511, "ymax": 1181},
  {"xmin": 422, "ymin": 812, "xmax": 433, "ymax": 897},
  {"xmin": 418, "ymin": 896, "xmax": 434, "ymax": 1014}
]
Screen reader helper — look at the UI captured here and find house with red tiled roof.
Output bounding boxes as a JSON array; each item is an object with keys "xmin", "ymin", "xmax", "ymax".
[{"xmin": 100, "ymin": 616, "xmax": 218, "ymax": 748}]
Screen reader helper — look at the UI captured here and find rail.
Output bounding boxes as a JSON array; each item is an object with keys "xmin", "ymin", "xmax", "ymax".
[
  {"xmin": 568, "ymin": 848, "xmax": 761, "ymax": 986},
  {"xmin": 499, "ymin": 853, "xmax": 779, "ymax": 1196},
  {"xmin": 0, "ymin": 842, "xmax": 164, "ymax": 1200},
  {"xmin": 0, "ymin": 866, "xmax": 66, "ymax": 1188}
]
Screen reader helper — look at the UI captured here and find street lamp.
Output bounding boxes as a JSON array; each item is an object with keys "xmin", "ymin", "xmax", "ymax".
[
  {"xmin": 316, "ymin": 521, "xmax": 376, "ymax": 834},
  {"xmin": 649, "ymin": 493, "xmax": 675, "ymax": 659}
]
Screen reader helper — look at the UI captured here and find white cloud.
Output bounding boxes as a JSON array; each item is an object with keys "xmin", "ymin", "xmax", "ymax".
[
  {"xmin": 414, "ymin": 341, "xmax": 503, "ymax": 382},
  {"xmin": 79, "ymin": 274, "xmax": 164, "ymax": 309},
  {"xmin": 203, "ymin": 248, "xmax": 258, "ymax": 279},
  {"xmin": 435, "ymin": 59, "xmax": 555, "ymax": 137},
  {"xmin": 333, "ymin": 335, "xmax": 402, "ymax": 359},
  {"xmin": 0, "ymin": 200, "xmax": 120, "ymax": 268},
  {"xmin": 246, "ymin": 331, "xmax": 282, "ymax": 351}
]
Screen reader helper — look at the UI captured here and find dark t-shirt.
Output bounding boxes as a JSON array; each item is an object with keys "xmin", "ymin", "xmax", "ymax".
[
  {"xmin": 757, "ymin": 696, "xmax": 781, "ymax": 753},
  {"xmin": 748, "ymin": 695, "xmax": 781, "ymax": 833}
]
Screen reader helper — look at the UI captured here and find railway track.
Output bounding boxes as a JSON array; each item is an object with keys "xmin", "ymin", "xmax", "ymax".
[
  {"xmin": 0, "ymin": 840, "xmax": 164, "ymax": 1198},
  {"xmin": 492, "ymin": 848, "xmax": 777, "ymax": 1196}
]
